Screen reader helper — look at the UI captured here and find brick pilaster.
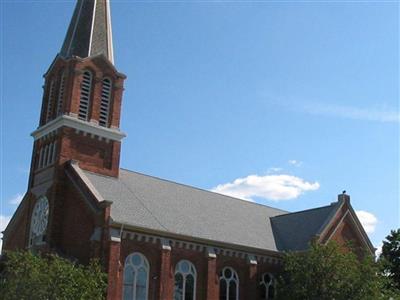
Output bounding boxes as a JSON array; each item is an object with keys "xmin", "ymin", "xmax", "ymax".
[
  {"xmin": 247, "ymin": 255, "xmax": 258, "ymax": 300},
  {"xmin": 159, "ymin": 239, "xmax": 172, "ymax": 300},
  {"xmin": 206, "ymin": 247, "xmax": 219, "ymax": 299},
  {"xmin": 106, "ymin": 228, "xmax": 122, "ymax": 300}
]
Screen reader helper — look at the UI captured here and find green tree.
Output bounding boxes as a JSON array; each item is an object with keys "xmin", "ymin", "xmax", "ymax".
[
  {"xmin": 0, "ymin": 251, "xmax": 107, "ymax": 300},
  {"xmin": 380, "ymin": 229, "xmax": 400, "ymax": 291},
  {"xmin": 377, "ymin": 228, "xmax": 400, "ymax": 300},
  {"xmin": 276, "ymin": 241, "xmax": 387, "ymax": 300}
]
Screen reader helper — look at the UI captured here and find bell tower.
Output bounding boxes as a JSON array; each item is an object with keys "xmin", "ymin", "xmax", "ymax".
[{"xmin": 29, "ymin": 0, "xmax": 126, "ymax": 188}]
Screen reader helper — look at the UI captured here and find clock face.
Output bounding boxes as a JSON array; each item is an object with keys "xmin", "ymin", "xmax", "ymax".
[{"xmin": 31, "ymin": 197, "xmax": 49, "ymax": 236}]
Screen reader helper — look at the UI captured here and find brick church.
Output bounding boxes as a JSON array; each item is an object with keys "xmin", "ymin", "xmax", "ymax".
[{"xmin": 2, "ymin": 1, "xmax": 375, "ymax": 299}]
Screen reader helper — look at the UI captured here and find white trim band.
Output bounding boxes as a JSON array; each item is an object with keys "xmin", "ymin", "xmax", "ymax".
[{"xmin": 31, "ymin": 115, "xmax": 126, "ymax": 142}]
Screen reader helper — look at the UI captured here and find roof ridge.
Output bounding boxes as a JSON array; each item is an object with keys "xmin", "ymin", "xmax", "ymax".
[
  {"xmin": 119, "ymin": 168, "xmax": 288, "ymax": 213},
  {"xmin": 271, "ymin": 202, "xmax": 337, "ymax": 218}
]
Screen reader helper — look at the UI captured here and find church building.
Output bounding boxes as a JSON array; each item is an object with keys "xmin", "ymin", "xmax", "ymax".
[{"xmin": 2, "ymin": 1, "xmax": 375, "ymax": 299}]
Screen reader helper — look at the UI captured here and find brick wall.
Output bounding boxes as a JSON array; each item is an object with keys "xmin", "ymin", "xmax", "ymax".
[
  {"xmin": 58, "ymin": 127, "xmax": 121, "ymax": 177},
  {"xmin": 106, "ymin": 236, "xmax": 282, "ymax": 300},
  {"xmin": 52, "ymin": 173, "xmax": 98, "ymax": 263}
]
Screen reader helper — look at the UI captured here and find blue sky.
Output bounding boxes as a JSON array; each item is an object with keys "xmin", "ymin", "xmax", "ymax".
[{"xmin": 1, "ymin": 1, "xmax": 398, "ymax": 252}]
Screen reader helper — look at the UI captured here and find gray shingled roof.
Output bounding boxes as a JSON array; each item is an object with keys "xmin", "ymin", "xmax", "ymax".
[
  {"xmin": 271, "ymin": 203, "xmax": 340, "ymax": 251},
  {"xmin": 80, "ymin": 168, "xmax": 340, "ymax": 252},
  {"xmin": 82, "ymin": 169, "xmax": 289, "ymax": 251},
  {"xmin": 60, "ymin": 0, "xmax": 114, "ymax": 63}
]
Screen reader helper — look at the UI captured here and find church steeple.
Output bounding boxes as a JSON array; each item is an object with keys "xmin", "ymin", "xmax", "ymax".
[
  {"xmin": 60, "ymin": 0, "xmax": 114, "ymax": 64},
  {"xmin": 29, "ymin": 0, "xmax": 126, "ymax": 181}
]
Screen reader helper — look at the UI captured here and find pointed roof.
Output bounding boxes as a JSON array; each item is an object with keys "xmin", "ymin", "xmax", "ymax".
[
  {"xmin": 271, "ymin": 203, "xmax": 341, "ymax": 251},
  {"xmin": 60, "ymin": 0, "xmax": 114, "ymax": 64}
]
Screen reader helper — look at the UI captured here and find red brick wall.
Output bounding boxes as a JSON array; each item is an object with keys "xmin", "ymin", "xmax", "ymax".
[
  {"xmin": 110, "ymin": 236, "xmax": 282, "ymax": 300},
  {"xmin": 34, "ymin": 56, "xmax": 126, "ymax": 179},
  {"xmin": 320, "ymin": 201, "xmax": 369, "ymax": 256},
  {"xmin": 58, "ymin": 127, "xmax": 121, "ymax": 177},
  {"xmin": 2, "ymin": 198, "xmax": 30, "ymax": 251},
  {"xmin": 52, "ymin": 173, "xmax": 101, "ymax": 264}
]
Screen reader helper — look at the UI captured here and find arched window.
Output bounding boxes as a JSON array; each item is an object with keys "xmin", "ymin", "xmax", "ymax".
[
  {"xmin": 260, "ymin": 273, "xmax": 275, "ymax": 299},
  {"xmin": 78, "ymin": 70, "xmax": 92, "ymax": 121},
  {"xmin": 56, "ymin": 71, "xmax": 66, "ymax": 116},
  {"xmin": 29, "ymin": 196, "xmax": 49, "ymax": 246},
  {"xmin": 219, "ymin": 267, "xmax": 239, "ymax": 300},
  {"xmin": 174, "ymin": 260, "xmax": 197, "ymax": 300},
  {"xmin": 99, "ymin": 77, "xmax": 112, "ymax": 127},
  {"xmin": 123, "ymin": 252, "xmax": 149, "ymax": 300},
  {"xmin": 46, "ymin": 79, "xmax": 55, "ymax": 122}
]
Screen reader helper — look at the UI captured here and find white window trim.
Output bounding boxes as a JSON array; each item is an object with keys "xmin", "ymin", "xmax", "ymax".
[
  {"xmin": 43, "ymin": 144, "xmax": 49, "ymax": 168},
  {"xmin": 46, "ymin": 143, "xmax": 53, "ymax": 166},
  {"xmin": 260, "ymin": 273, "xmax": 275, "ymax": 300},
  {"xmin": 220, "ymin": 267, "xmax": 239, "ymax": 300},
  {"xmin": 38, "ymin": 147, "xmax": 44, "ymax": 169},
  {"xmin": 123, "ymin": 252, "xmax": 150, "ymax": 300},
  {"xmin": 174, "ymin": 259, "xmax": 197, "ymax": 300}
]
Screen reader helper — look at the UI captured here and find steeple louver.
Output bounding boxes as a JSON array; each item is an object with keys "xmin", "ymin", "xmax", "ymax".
[{"xmin": 60, "ymin": 0, "xmax": 114, "ymax": 64}]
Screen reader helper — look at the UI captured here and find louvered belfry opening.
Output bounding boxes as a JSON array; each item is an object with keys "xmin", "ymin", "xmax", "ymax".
[
  {"xmin": 78, "ymin": 70, "xmax": 93, "ymax": 121},
  {"xmin": 56, "ymin": 71, "xmax": 66, "ymax": 116},
  {"xmin": 99, "ymin": 77, "xmax": 112, "ymax": 127},
  {"xmin": 46, "ymin": 80, "xmax": 55, "ymax": 122}
]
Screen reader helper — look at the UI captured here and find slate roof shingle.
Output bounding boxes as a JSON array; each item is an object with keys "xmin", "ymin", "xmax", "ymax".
[{"xmin": 80, "ymin": 167, "xmax": 340, "ymax": 252}]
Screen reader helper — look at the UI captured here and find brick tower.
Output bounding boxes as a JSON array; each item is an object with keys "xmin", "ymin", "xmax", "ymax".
[
  {"xmin": 20, "ymin": 0, "xmax": 126, "ymax": 253},
  {"xmin": 29, "ymin": 0, "xmax": 126, "ymax": 186}
]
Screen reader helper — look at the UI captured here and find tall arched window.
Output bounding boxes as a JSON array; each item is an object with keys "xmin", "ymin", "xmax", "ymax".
[
  {"xmin": 219, "ymin": 267, "xmax": 239, "ymax": 300},
  {"xmin": 174, "ymin": 260, "xmax": 197, "ymax": 300},
  {"xmin": 46, "ymin": 79, "xmax": 55, "ymax": 122},
  {"xmin": 56, "ymin": 71, "xmax": 66, "ymax": 116},
  {"xmin": 123, "ymin": 252, "xmax": 149, "ymax": 300},
  {"xmin": 260, "ymin": 273, "xmax": 275, "ymax": 299},
  {"xmin": 78, "ymin": 70, "xmax": 92, "ymax": 121},
  {"xmin": 99, "ymin": 77, "xmax": 112, "ymax": 127}
]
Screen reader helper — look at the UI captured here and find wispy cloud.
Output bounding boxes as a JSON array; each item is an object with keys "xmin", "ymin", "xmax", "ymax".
[
  {"xmin": 0, "ymin": 215, "xmax": 12, "ymax": 253},
  {"xmin": 288, "ymin": 160, "xmax": 303, "ymax": 167},
  {"xmin": 301, "ymin": 102, "xmax": 399, "ymax": 123},
  {"xmin": 267, "ymin": 167, "xmax": 283, "ymax": 173},
  {"xmin": 9, "ymin": 193, "xmax": 23, "ymax": 205},
  {"xmin": 267, "ymin": 96, "xmax": 399, "ymax": 123},
  {"xmin": 356, "ymin": 210, "xmax": 378, "ymax": 234},
  {"xmin": 211, "ymin": 174, "xmax": 320, "ymax": 201}
]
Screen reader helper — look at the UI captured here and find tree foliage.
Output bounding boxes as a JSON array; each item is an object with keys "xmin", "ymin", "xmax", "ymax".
[
  {"xmin": 0, "ymin": 251, "xmax": 107, "ymax": 300},
  {"xmin": 276, "ymin": 241, "xmax": 392, "ymax": 300},
  {"xmin": 379, "ymin": 228, "xmax": 400, "ymax": 293}
]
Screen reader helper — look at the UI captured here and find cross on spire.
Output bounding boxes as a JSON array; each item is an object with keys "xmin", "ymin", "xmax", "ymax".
[{"xmin": 60, "ymin": 0, "xmax": 114, "ymax": 64}]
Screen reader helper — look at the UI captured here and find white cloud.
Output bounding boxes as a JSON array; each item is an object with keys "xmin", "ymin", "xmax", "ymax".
[
  {"xmin": 211, "ymin": 174, "xmax": 320, "ymax": 201},
  {"xmin": 267, "ymin": 167, "xmax": 283, "ymax": 173},
  {"xmin": 0, "ymin": 215, "xmax": 12, "ymax": 253},
  {"xmin": 301, "ymin": 102, "xmax": 400, "ymax": 123},
  {"xmin": 9, "ymin": 193, "xmax": 23, "ymax": 205},
  {"xmin": 268, "ymin": 96, "xmax": 399, "ymax": 123},
  {"xmin": 288, "ymin": 160, "xmax": 303, "ymax": 167},
  {"xmin": 356, "ymin": 210, "xmax": 378, "ymax": 234}
]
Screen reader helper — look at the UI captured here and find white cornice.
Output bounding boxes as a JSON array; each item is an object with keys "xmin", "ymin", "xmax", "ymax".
[{"xmin": 31, "ymin": 115, "xmax": 126, "ymax": 142}]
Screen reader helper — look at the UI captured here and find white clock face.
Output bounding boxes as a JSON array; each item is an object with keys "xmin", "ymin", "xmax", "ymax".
[{"xmin": 31, "ymin": 197, "xmax": 49, "ymax": 236}]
